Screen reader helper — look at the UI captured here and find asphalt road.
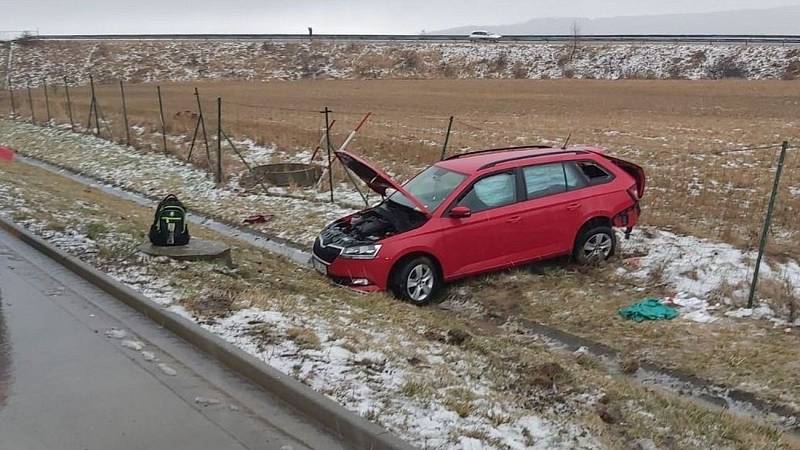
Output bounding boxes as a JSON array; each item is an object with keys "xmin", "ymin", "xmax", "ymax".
[{"xmin": 0, "ymin": 227, "xmax": 348, "ymax": 450}]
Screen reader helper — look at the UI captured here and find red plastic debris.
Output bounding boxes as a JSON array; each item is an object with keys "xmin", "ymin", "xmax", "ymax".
[
  {"xmin": 243, "ymin": 214, "xmax": 272, "ymax": 224},
  {"xmin": 622, "ymin": 257, "xmax": 643, "ymax": 270},
  {"xmin": 0, "ymin": 146, "xmax": 14, "ymax": 163}
]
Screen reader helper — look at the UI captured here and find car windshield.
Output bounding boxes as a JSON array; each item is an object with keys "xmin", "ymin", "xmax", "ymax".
[{"xmin": 388, "ymin": 166, "xmax": 466, "ymax": 212}]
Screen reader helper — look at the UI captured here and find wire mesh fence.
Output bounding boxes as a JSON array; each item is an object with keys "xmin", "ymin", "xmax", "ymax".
[{"xmin": 0, "ymin": 77, "xmax": 797, "ymax": 272}]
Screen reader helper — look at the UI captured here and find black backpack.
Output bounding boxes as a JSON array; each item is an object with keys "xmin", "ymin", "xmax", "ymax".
[{"xmin": 149, "ymin": 194, "xmax": 190, "ymax": 246}]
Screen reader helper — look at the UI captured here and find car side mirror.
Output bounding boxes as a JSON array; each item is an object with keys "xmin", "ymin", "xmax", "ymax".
[{"xmin": 449, "ymin": 206, "xmax": 472, "ymax": 218}]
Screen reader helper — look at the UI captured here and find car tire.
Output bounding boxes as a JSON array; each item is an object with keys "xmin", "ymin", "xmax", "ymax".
[
  {"xmin": 390, "ymin": 256, "xmax": 442, "ymax": 305},
  {"xmin": 573, "ymin": 226, "xmax": 616, "ymax": 265}
]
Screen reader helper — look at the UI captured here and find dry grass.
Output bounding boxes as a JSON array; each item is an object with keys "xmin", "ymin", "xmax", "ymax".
[
  {"xmin": 761, "ymin": 277, "xmax": 799, "ymax": 323},
  {"xmin": 285, "ymin": 326, "xmax": 321, "ymax": 350},
  {"xmin": 443, "ymin": 389, "xmax": 476, "ymax": 418},
  {"xmin": 453, "ymin": 262, "xmax": 800, "ymax": 411}
]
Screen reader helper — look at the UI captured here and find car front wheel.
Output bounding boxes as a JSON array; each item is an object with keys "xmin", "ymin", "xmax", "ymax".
[
  {"xmin": 390, "ymin": 256, "xmax": 442, "ymax": 304},
  {"xmin": 573, "ymin": 226, "xmax": 616, "ymax": 264}
]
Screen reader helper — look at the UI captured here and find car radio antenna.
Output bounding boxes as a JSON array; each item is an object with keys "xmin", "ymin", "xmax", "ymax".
[{"xmin": 561, "ymin": 132, "xmax": 572, "ymax": 149}]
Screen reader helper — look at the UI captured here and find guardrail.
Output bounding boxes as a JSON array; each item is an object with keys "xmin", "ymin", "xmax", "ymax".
[{"xmin": 28, "ymin": 33, "xmax": 800, "ymax": 44}]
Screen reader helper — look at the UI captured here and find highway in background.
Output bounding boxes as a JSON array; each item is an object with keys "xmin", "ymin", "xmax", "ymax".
[{"xmin": 27, "ymin": 33, "xmax": 800, "ymax": 44}]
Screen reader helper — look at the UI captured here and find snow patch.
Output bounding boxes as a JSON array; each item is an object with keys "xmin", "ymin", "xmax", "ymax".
[{"xmin": 622, "ymin": 228, "xmax": 800, "ymax": 326}]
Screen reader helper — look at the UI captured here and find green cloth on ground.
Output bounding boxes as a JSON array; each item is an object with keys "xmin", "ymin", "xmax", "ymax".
[{"xmin": 618, "ymin": 298, "xmax": 678, "ymax": 322}]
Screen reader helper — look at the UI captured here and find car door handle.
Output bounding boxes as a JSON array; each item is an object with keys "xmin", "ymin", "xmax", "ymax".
[
  {"xmin": 566, "ymin": 203, "xmax": 581, "ymax": 211},
  {"xmin": 506, "ymin": 216, "xmax": 521, "ymax": 224}
]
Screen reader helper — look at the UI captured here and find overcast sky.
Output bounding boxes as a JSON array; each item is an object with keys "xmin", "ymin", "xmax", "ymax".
[{"xmin": 3, "ymin": 0, "xmax": 800, "ymax": 34}]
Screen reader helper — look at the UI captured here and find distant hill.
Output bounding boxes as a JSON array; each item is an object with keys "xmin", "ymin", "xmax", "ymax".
[{"xmin": 433, "ymin": 6, "xmax": 800, "ymax": 35}]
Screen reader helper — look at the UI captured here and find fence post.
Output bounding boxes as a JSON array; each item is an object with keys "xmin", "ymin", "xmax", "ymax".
[
  {"xmin": 187, "ymin": 87, "xmax": 211, "ymax": 168},
  {"xmin": 747, "ymin": 141, "xmax": 789, "ymax": 308},
  {"xmin": 26, "ymin": 79, "xmax": 35, "ymax": 124},
  {"xmin": 156, "ymin": 85, "xmax": 168, "ymax": 154},
  {"xmin": 322, "ymin": 106, "xmax": 334, "ymax": 203},
  {"xmin": 63, "ymin": 76, "xmax": 74, "ymax": 131},
  {"xmin": 222, "ymin": 129, "xmax": 270, "ymax": 196},
  {"xmin": 216, "ymin": 97, "xmax": 222, "ymax": 183},
  {"xmin": 187, "ymin": 111, "xmax": 202, "ymax": 162},
  {"xmin": 196, "ymin": 88, "xmax": 211, "ymax": 165},
  {"xmin": 119, "ymin": 80, "xmax": 130, "ymax": 146},
  {"xmin": 43, "ymin": 78, "xmax": 51, "ymax": 126},
  {"xmin": 89, "ymin": 74, "xmax": 100, "ymax": 135},
  {"xmin": 440, "ymin": 115, "xmax": 454, "ymax": 160},
  {"xmin": 7, "ymin": 84, "xmax": 15, "ymax": 117}
]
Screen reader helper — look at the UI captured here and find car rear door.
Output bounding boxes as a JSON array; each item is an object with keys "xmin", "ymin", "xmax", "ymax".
[
  {"xmin": 440, "ymin": 170, "xmax": 523, "ymax": 278},
  {"xmin": 518, "ymin": 162, "xmax": 587, "ymax": 262}
]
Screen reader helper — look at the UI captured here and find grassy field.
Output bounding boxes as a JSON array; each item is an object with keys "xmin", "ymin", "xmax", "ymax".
[
  {"xmin": 3, "ymin": 106, "xmax": 800, "ymax": 432},
  {"xmin": 1, "ymin": 157, "xmax": 798, "ymax": 449},
  {"xmin": 2, "ymin": 78, "xmax": 799, "ymax": 255}
]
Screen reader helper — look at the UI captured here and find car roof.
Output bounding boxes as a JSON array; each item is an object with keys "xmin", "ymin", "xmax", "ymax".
[{"xmin": 436, "ymin": 145, "xmax": 603, "ymax": 174}]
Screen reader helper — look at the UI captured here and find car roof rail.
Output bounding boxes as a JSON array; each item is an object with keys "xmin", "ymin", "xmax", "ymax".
[
  {"xmin": 443, "ymin": 145, "xmax": 553, "ymax": 161},
  {"xmin": 478, "ymin": 150, "xmax": 588, "ymax": 170}
]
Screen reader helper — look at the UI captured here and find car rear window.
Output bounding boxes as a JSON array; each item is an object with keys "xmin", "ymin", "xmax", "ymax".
[
  {"xmin": 577, "ymin": 161, "xmax": 613, "ymax": 184},
  {"xmin": 564, "ymin": 162, "xmax": 589, "ymax": 189}
]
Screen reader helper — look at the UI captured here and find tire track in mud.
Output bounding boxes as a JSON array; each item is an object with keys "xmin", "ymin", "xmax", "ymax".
[{"xmin": 437, "ymin": 295, "xmax": 800, "ymax": 437}]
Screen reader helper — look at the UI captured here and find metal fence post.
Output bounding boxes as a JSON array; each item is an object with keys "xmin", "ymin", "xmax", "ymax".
[
  {"xmin": 26, "ymin": 79, "xmax": 35, "ymax": 124},
  {"xmin": 157, "ymin": 85, "xmax": 168, "ymax": 154},
  {"xmin": 7, "ymin": 84, "xmax": 15, "ymax": 117},
  {"xmin": 187, "ymin": 87, "xmax": 211, "ymax": 168},
  {"xmin": 440, "ymin": 115, "xmax": 454, "ymax": 160},
  {"xmin": 216, "ymin": 97, "xmax": 222, "ymax": 183},
  {"xmin": 42, "ymin": 78, "xmax": 51, "ymax": 126},
  {"xmin": 89, "ymin": 74, "xmax": 100, "ymax": 135},
  {"xmin": 322, "ymin": 106, "xmax": 334, "ymax": 203},
  {"xmin": 119, "ymin": 80, "xmax": 130, "ymax": 145},
  {"xmin": 196, "ymin": 88, "xmax": 211, "ymax": 165},
  {"xmin": 747, "ymin": 141, "xmax": 789, "ymax": 308},
  {"xmin": 63, "ymin": 76, "xmax": 74, "ymax": 131}
]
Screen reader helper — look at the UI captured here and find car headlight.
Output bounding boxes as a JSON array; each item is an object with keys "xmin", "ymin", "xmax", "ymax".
[{"xmin": 340, "ymin": 244, "xmax": 382, "ymax": 259}]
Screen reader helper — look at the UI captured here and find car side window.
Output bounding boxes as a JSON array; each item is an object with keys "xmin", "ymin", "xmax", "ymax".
[
  {"xmin": 564, "ymin": 162, "xmax": 589, "ymax": 189},
  {"xmin": 577, "ymin": 161, "xmax": 612, "ymax": 185},
  {"xmin": 457, "ymin": 171, "xmax": 517, "ymax": 213},
  {"xmin": 522, "ymin": 163, "xmax": 567, "ymax": 199}
]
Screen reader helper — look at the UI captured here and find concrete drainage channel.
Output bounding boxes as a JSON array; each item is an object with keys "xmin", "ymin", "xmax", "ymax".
[{"xmin": 10, "ymin": 153, "xmax": 800, "ymax": 438}]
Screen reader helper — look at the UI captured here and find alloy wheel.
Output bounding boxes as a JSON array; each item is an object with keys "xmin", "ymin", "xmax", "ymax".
[
  {"xmin": 406, "ymin": 263, "xmax": 434, "ymax": 302},
  {"xmin": 582, "ymin": 233, "xmax": 613, "ymax": 263}
]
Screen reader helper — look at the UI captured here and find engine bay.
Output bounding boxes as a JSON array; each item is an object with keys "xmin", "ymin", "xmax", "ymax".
[{"xmin": 320, "ymin": 200, "xmax": 427, "ymax": 247}]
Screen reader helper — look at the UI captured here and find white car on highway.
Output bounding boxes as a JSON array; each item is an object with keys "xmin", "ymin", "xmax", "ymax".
[{"xmin": 468, "ymin": 30, "xmax": 502, "ymax": 41}]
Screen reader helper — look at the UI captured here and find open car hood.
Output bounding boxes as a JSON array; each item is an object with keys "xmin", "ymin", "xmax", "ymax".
[{"xmin": 335, "ymin": 150, "xmax": 430, "ymax": 216}]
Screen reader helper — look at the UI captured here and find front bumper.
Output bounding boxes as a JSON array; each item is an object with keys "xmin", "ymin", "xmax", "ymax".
[{"xmin": 311, "ymin": 237, "xmax": 391, "ymax": 292}]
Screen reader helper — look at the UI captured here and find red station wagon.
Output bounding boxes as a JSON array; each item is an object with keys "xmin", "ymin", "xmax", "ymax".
[{"xmin": 312, "ymin": 146, "xmax": 646, "ymax": 303}]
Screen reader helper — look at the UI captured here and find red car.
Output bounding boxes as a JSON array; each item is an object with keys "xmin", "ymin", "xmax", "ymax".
[{"xmin": 312, "ymin": 146, "xmax": 645, "ymax": 303}]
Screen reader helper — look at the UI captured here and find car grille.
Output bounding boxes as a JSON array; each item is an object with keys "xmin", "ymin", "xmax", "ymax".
[{"xmin": 312, "ymin": 236, "xmax": 341, "ymax": 264}]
